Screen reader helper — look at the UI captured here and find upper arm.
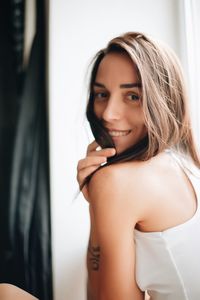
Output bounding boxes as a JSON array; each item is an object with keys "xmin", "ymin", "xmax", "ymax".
[{"xmin": 88, "ymin": 165, "xmax": 145, "ymax": 300}]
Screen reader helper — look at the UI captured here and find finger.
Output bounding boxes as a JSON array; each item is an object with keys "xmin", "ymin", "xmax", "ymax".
[
  {"xmin": 88, "ymin": 147, "xmax": 116, "ymax": 157},
  {"xmin": 77, "ymin": 156, "xmax": 107, "ymax": 171},
  {"xmin": 87, "ymin": 140, "xmax": 100, "ymax": 154},
  {"xmin": 81, "ymin": 185, "xmax": 90, "ymax": 202}
]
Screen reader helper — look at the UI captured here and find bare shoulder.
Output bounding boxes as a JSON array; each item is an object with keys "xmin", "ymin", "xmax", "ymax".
[
  {"xmin": 88, "ymin": 160, "xmax": 145, "ymax": 196},
  {"xmin": 88, "ymin": 152, "xmax": 170, "ymax": 217},
  {"xmin": 88, "ymin": 159, "xmax": 154, "ymax": 221},
  {"xmin": 88, "ymin": 157, "xmax": 157, "ymax": 196}
]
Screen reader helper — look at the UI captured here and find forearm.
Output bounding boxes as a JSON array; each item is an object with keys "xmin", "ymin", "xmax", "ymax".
[
  {"xmin": 87, "ymin": 241, "xmax": 100, "ymax": 300},
  {"xmin": 87, "ymin": 206, "xmax": 100, "ymax": 300}
]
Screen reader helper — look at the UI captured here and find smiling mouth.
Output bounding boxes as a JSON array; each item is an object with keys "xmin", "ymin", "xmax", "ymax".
[{"xmin": 108, "ymin": 130, "xmax": 132, "ymax": 137}]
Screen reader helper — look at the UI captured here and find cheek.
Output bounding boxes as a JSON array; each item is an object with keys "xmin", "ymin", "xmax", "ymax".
[
  {"xmin": 94, "ymin": 103, "xmax": 104, "ymax": 118},
  {"xmin": 128, "ymin": 109, "xmax": 146, "ymax": 126}
]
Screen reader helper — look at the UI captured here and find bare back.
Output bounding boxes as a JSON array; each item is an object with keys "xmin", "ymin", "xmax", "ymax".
[{"xmin": 134, "ymin": 150, "xmax": 197, "ymax": 233}]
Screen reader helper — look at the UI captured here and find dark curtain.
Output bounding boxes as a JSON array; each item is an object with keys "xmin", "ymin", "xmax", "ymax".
[{"xmin": 0, "ymin": 1, "xmax": 53, "ymax": 299}]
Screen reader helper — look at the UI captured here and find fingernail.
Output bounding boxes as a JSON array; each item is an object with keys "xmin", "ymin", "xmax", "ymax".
[
  {"xmin": 96, "ymin": 146, "xmax": 102, "ymax": 151},
  {"xmin": 101, "ymin": 160, "xmax": 107, "ymax": 166},
  {"xmin": 111, "ymin": 149, "xmax": 116, "ymax": 155}
]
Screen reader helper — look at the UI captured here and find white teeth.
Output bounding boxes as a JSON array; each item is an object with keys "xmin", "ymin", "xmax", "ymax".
[{"xmin": 108, "ymin": 130, "xmax": 130, "ymax": 137}]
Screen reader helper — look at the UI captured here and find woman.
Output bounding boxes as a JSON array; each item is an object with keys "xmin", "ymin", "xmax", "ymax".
[{"xmin": 77, "ymin": 32, "xmax": 200, "ymax": 300}]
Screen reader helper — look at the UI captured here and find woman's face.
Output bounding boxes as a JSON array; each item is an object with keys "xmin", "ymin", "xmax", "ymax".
[{"xmin": 93, "ymin": 52, "xmax": 147, "ymax": 154}]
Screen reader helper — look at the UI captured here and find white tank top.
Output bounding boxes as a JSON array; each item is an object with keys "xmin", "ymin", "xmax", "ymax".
[{"xmin": 134, "ymin": 150, "xmax": 200, "ymax": 300}]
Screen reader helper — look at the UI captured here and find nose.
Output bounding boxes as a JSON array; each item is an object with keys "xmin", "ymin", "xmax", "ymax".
[{"xmin": 102, "ymin": 96, "xmax": 123, "ymax": 122}]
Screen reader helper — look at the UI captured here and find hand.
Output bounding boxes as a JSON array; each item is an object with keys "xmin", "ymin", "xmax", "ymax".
[{"xmin": 77, "ymin": 140, "xmax": 116, "ymax": 202}]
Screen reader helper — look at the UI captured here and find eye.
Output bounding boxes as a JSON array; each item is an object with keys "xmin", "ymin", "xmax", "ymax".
[
  {"xmin": 94, "ymin": 91, "xmax": 108, "ymax": 100},
  {"xmin": 127, "ymin": 93, "xmax": 140, "ymax": 102}
]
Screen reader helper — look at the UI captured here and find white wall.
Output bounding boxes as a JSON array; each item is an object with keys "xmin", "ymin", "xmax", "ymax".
[
  {"xmin": 182, "ymin": 0, "xmax": 200, "ymax": 144},
  {"xmin": 48, "ymin": 1, "xmax": 187, "ymax": 299}
]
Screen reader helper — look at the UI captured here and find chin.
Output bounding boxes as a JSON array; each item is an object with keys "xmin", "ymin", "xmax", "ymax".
[
  {"xmin": 115, "ymin": 140, "xmax": 141, "ymax": 155},
  {"xmin": 115, "ymin": 145, "xmax": 130, "ymax": 155}
]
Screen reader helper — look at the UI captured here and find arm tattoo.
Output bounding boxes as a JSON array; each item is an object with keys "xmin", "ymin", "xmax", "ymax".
[{"xmin": 88, "ymin": 241, "xmax": 100, "ymax": 271}]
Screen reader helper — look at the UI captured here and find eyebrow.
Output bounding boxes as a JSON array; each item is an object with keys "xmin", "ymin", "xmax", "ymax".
[{"xmin": 93, "ymin": 82, "xmax": 141, "ymax": 88}]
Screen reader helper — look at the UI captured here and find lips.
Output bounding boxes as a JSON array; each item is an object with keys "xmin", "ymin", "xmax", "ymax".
[{"xmin": 108, "ymin": 129, "xmax": 132, "ymax": 137}]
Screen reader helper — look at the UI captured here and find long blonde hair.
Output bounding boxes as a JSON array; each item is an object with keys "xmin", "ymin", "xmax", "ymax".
[{"xmin": 86, "ymin": 32, "xmax": 200, "ymax": 168}]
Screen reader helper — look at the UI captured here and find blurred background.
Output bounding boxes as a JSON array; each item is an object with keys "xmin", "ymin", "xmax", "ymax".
[
  {"xmin": 0, "ymin": 0, "xmax": 199, "ymax": 300},
  {"xmin": 0, "ymin": 1, "xmax": 52, "ymax": 299}
]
